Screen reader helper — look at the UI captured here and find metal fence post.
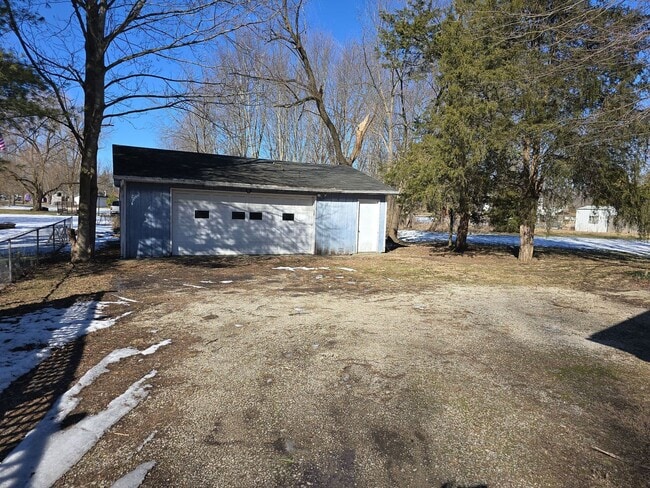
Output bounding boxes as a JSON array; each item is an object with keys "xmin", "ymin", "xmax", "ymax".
[
  {"xmin": 36, "ymin": 228, "xmax": 40, "ymax": 264},
  {"xmin": 52, "ymin": 224, "xmax": 55, "ymax": 253}
]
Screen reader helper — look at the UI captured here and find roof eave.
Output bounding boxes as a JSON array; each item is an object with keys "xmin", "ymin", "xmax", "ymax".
[{"xmin": 113, "ymin": 175, "xmax": 399, "ymax": 195}]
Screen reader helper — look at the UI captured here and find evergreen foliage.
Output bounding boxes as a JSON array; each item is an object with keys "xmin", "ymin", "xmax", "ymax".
[{"xmin": 383, "ymin": 0, "xmax": 649, "ymax": 257}]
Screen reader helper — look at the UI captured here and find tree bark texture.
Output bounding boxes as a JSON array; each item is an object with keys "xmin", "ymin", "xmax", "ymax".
[
  {"xmin": 447, "ymin": 209, "xmax": 454, "ymax": 248},
  {"xmin": 72, "ymin": 2, "xmax": 105, "ymax": 262},
  {"xmin": 517, "ymin": 137, "xmax": 541, "ymax": 263},
  {"xmin": 518, "ymin": 197, "xmax": 538, "ymax": 263},
  {"xmin": 455, "ymin": 211, "xmax": 469, "ymax": 252},
  {"xmin": 385, "ymin": 195, "xmax": 400, "ymax": 241},
  {"xmin": 519, "ymin": 221, "xmax": 534, "ymax": 262}
]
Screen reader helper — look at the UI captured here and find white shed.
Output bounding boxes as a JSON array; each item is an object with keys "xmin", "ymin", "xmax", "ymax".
[{"xmin": 575, "ymin": 206, "xmax": 615, "ymax": 233}]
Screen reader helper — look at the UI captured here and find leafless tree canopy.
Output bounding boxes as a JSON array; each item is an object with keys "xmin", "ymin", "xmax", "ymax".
[
  {"xmin": 2, "ymin": 0, "xmax": 269, "ymax": 261},
  {"xmin": 164, "ymin": 0, "xmax": 435, "ymax": 173}
]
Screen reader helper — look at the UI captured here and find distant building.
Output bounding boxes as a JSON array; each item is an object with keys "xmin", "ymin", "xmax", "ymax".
[
  {"xmin": 575, "ymin": 206, "xmax": 615, "ymax": 233},
  {"xmin": 51, "ymin": 191, "xmax": 66, "ymax": 204}
]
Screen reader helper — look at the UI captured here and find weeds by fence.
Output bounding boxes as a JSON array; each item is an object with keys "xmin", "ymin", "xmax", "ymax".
[{"xmin": 0, "ymin": 218, "xmax": 73, "ymax": 284}]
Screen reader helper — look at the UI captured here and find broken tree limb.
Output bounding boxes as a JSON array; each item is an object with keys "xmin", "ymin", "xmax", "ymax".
[{"xmin": 591, "ymin": 446, "xmax": 650, "ymax": 470}]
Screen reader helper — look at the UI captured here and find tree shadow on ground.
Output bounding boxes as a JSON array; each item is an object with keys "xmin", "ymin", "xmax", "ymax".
[
  {"xmin": 0, "ymin": 293, "xmax": 106, "ymax": 462},
  {"xmin": 589, "ymin": 310, "xmax": 650, "ymax": 362},
  {"xmin": 441, "ymin": 482, "xmax": 488, "ymax": 488},
  {"xmin": 0, "ymin": 337, "xmax": 86, "ymax": 461},
  {"xmin": 420, "ymin": 241, "xmax": 650, "ymax": 266},
  {"xmin": 423, "ymin": 242, "xmax": 517, "ymax": 258},
  {"xmin": 385, "ymin": 236, "xmax": 408, "ymax": 252},
  {"xmin": 167, "ymin": 254, "xmax": 280, "ymax": 269}
]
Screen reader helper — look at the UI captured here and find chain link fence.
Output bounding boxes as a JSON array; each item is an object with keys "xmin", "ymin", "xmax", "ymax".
[{"xmin": 0, "ymin": 217, "xmax": 73, "ymax": 284}]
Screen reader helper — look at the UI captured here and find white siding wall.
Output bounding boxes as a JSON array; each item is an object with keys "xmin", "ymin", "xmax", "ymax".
[
  {"xmin": 172, "ymin": 189, "xmax": 315, "ymax": 255},
  {"xmin": 575, "ymin": 207, "xmax": 613, "ymax": 233}
]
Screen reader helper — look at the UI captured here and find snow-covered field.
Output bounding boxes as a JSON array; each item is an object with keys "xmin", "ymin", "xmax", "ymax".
[
  {"xmin": 399, "ymin": 230, "xmax": 650, "ymax": 258},
  {"xmin": 0, "ymin": 212, "xmax": 117, "ymax": 252}
]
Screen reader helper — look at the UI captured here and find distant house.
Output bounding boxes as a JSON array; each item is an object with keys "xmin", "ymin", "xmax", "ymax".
[
  {"xmin": 112, "ymin": 145, "xmax": 398, "ymax": 258},
  {"xmin": 51, "ymin": 191, "xmax": 66, "ymax": 204},
  {"xmin": 575, "ymin": 206, "xmax": 615, "ymax": 233}
]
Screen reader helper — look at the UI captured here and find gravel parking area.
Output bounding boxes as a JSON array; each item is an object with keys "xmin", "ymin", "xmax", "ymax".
[{"xmin": 1, "ymin": 244, "xmax": 648, "ymax": 487}]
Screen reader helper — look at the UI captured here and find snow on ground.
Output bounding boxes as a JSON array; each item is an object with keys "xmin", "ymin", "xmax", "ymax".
[
  {"xmin": 110, "ymin": 461, "xmax": 156, "ymax": 488},
  {"xmin": 0, "ymin": 212, "xmax": 117, "ymax": 251},
  {"xmin": 0, "ymin": 340, "xmax": 170, "ymax": 488},
  {"xmin": 272, "ymin": 266, "xmax": 331, "ymax": 272},
  {"xmin": 0, "ymin": 298, "xmax": 132, "ymax": 395},
  {"xmin": 399, "ymin": 230, "xmax": 650, "ymax": 258}
]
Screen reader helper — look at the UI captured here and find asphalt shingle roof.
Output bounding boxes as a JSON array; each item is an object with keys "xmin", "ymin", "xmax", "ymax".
[{"xmin": 112, "ymin": 145, "xmax": 397, "ymax": 195}]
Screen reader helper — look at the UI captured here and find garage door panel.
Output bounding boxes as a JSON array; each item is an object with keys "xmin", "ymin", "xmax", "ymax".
[{"xmin": 172, "ymin": 190, "xmax": 315, "ymax": 255}]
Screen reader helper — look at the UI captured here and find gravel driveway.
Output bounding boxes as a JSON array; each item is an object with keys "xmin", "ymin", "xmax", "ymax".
[{"xmin": 1, "ymin": 245, "xmax": 648, "ymax": 487}]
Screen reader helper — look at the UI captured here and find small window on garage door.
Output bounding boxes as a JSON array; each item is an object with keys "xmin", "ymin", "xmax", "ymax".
[
  {"xmin": 249, "ymin": 212, "xmax": 263, "ymax": 220},
  {"xmin": 232, "ymin": 211, "xmax": 245, "ymax": 220},
  {"xmin": 282, "ymin": 213, "xmax": 295, "ymax": 221},
  {"xmin": 194, "ymin": 210, "xmax": 209, "ymax": 219}
]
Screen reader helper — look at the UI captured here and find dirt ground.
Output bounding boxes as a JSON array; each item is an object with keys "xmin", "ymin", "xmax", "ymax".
[{"xmin": 1, "ymin": 243, "xmax": 649, "ymax": 487}]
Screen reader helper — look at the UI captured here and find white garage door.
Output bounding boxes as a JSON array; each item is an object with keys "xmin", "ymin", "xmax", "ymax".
[
  {"xmin": 357, "ymin": 199, "xmax": 380, "ymax": 252},
  {"xmin": 172, "ymin": 190, "xmax": 315, "ymax": 255}
]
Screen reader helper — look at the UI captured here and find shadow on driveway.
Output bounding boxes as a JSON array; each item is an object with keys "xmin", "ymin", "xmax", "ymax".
[{"xmin": 589, "ymin": 310, "xmax": 650, "ymax": 362}]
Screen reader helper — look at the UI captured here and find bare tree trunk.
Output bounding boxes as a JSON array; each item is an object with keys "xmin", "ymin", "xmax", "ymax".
[
  {"xmin": 447, "ymin": 208, "xmax": 455, "ymax": 248},
  {"xmin": 455, "ymin": 211, "xmax": 469, "ymax": 252},
  {"xmin": 32, "ymin": 189, "xmax": 44, "ymax": 211},
  {"xmin": 518, "ymin": 202, "xmax": 537, "ymax": 262},
  {"xmin": 386, "ymin": 195, "xmax": 400, "ymax": 241},
  {"xmin": 518, "ymin": 137, "xmax": 541, "ymax": 263},
  {"xmin": 72, "ymin": 2, "xmax": 105, "ymax": 263}
]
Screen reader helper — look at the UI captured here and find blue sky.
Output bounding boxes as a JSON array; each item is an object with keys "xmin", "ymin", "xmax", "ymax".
[{"xmin": 98, "ymin": 0, "xmax": 370, "ymax": 170}]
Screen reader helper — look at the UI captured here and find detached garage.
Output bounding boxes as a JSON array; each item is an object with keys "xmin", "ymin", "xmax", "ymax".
[{"xmin": 112, "ymin": 145, "xmax": 398, "ymax": 258}]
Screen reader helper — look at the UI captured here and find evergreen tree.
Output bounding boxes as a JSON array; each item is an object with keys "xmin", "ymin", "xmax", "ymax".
[
  {"xmin": 0, "ymin": 7, "xmax": 50, "ymax": 143},
  {"xmin": 384, "ymin": 0, "xmax": 648, "ymax": 259}
]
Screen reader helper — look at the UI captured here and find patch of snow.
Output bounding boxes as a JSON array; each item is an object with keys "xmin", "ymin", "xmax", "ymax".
[
  {"xmin": 110, "ymin": 461, "xmax": 156, "ymax": 488},
  {"xmin": 115, "ymin": 296, "xmax": 138, "ymax": 303},
  {"xmin": 234, "ymin": 324, "xmax": 244, "ymax": 328},
  {"xmin": 219, "ymin": 280, "xmax": 233, "ymax": 284},
  {"xmin": 55, "ymin": 347, "xmax": 142, "ymax": 423},
  {"xmin": 0, "ymin": 299, "xmax": 131, "ymax": 395},
  {"xmin": 199, "ymin": 280, "xmax": 214, "ymax": 284},
  {"xmin": 0, "ymin": 370, "xmax": 157, "ymax": 488},
  {"xmin": 398, "ymin": 230, "xmax": 650, "ymax": 257},
  {"xmin": 272, "ymin": 266, "xmax": 330, "ymax": 272},
  {"xmin": 135, "ymin": 432, "xmax": 157, "ymax": 453},
  {"xmin": 182, "ymin": 284, "xmax": 205, "ymax": 289},
  {"xmin": 140, "ymin": 339, "xmax": 171, "ymax": 356},
  {"xmin": 337, "ymin": 267, "xmax": 356, "ymax": 272}
]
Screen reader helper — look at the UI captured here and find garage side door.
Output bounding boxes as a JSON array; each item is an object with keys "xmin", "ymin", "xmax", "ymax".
[
  {"xmin": 357, "ymin": 199, "xmax": 380, "ymax": 252},
  {"xmin": 172, "ymin": 190, "xmax": 315, "ymax": 255}
]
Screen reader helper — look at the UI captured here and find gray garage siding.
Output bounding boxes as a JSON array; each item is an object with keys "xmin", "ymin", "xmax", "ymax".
[
  {"xmin": 120, "ymin": 184, "xmax": 386, "ymax": 258},
  {"xmin": 377, "ymin": 199, "xmax": 387, "ymax": 251},
  {"xmin": 121, "ymin": 182, "xmax": 172, "ymax": 258},
  {"xmin": 315, "ymin": 195, "xmax": 386, "ymax": 255},
  {"xmin": 315, "ymin": 195, "xmax": 358, "ymax": 255}
]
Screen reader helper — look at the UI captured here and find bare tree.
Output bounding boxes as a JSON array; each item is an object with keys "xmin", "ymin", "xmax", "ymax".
[
  {"xmin": 2, "ymin": 0, "xmax": 267, "ymax": 261},
  {"xmin": 262, "ymin": 0, "xmax": 372, "ymax": 166},
  {"xmin": 1, "ymin": 120, "xmax": 76, "ymax": 210}
]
